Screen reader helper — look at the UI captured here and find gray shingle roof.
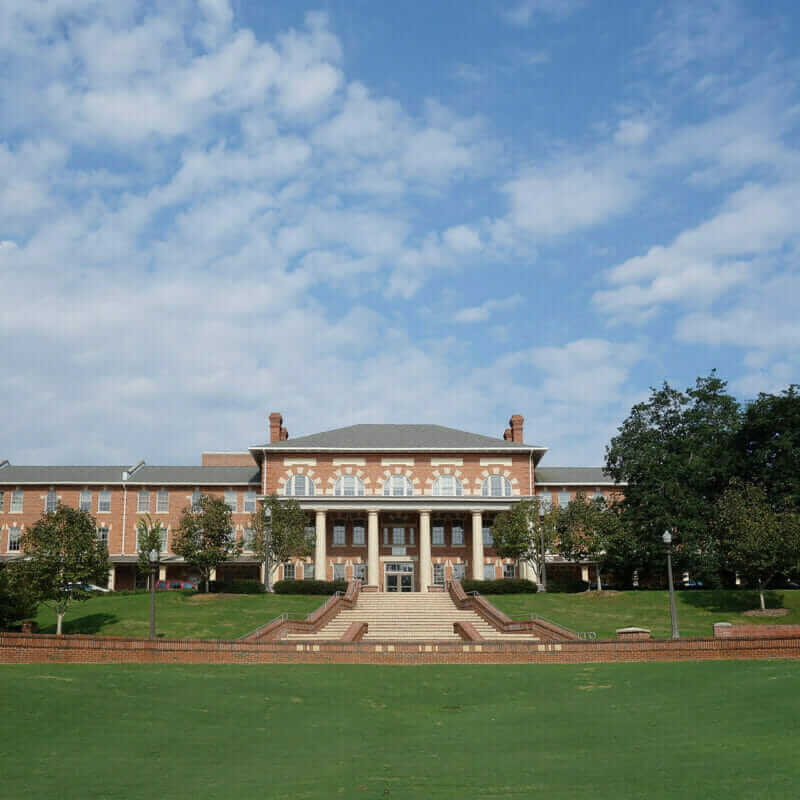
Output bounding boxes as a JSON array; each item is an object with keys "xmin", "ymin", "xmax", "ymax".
[
  {"xmin": 0, "ymin": 465, "xmax": 260, "ymax": 485},
  {"xmin": 534, "ymin": 467, "xmax": 620, "ymax": 485},
  {"xmin": 255, "ymin": 424, "xmax": 544, "ymax": 450}
]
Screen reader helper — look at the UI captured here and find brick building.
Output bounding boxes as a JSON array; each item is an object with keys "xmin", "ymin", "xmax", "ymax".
[{"xmin": 0, "ymin": 413, "xmax": 622, "ymax": 590}]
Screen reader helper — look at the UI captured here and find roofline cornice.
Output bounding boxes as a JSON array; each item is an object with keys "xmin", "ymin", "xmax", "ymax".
[{"xmin": 249, "ymin": 445, "xmax": 547, "ymax": 453}]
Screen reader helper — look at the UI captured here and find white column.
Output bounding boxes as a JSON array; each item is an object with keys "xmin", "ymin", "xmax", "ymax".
[
  {"xmin": 315, "ymin": 509, "xmax": 327, "ymax": 581},
  {"xmin": 107, "ymin": 566, "xmax": 116, "ymax": 591},
  {"xmin": 419, "ymin": 510, "xmax": 432, "ymax": 593},
  {"xmin": 471, "ymin": 510, "xmax": 484, "ymax": 580},
  {"xmin": 158, "ymin": 565, "xmax": 167, "ymax": 581},
  {"xmin": 367, "ymin": 509, "xmax": 379, "ymax": 586}
]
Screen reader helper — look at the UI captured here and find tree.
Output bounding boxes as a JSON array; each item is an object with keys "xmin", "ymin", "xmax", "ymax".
[
  {"xmin": 0, "ymin": 565, "xmax": 38, "ymax": 629},
  {"xmin": 249, "ymin": 493, "xmax": 311, "ymax": 591},
  {"xmin": 605, "ymin": 372, "xmax": 741, "ymax": 579},
  {"xmin": 136, "ymin": 515, "xmax": 166, "ymax": 589},
  {"xmin": 491, "ymin": 498, "xmax": 557, "ymax": 592},
  {"xmin": 736, "ymin": 385, "xmax": 800, "ymax": 513},
  {"xmin": 555, "ymin": 492, "xmax": 610, "ymax": 590},
  {"xmin": 716, "ymin": 482, "xmax": 800, "ymax": 609},
  {"xmin": 172, "ymin": 494, "xmax": 241, "ymax": 592},
  {"xmin": 16, "ymin": 504, "xmax": 110, "ymax": 635}
]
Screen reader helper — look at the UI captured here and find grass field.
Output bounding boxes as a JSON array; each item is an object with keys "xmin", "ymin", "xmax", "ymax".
[
  {"xmin": 491, "ymin": 588, "xmax": 800, "ymax": 639},
  {"xmin": 30, "ymin": 588, "xmax": 800, "ymax": 640},
  {"xmin": 1, "ymin": 661, "xmax": 799, "ymax": 799},
  {"xmin": 33, "ymin": 592, "xmax": 321, "ymax": 639}
]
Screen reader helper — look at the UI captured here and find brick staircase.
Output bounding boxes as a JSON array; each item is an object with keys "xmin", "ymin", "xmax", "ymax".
[{"xmin": 283, "ymin": 592, "xmax": 540, "ymax": 642}]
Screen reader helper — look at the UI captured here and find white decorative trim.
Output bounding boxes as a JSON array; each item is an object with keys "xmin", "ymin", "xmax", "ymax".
[
  {"xmin": 283, "ymin": 458, "xmax": 317, "ymax": 466},
  {"xmin": 381, "ymin": 458, "xmax": 415, "ymax": 466},
  {"xmin": 332, "ymin": 458, "xmax": 366, "ymax": 466},
  {"xmin": 480, "ymin": 457, "xmax": 513, "ymax": 466},
  {"xmin": 431, "ymin": 458, "xmax": 463, "ymax": 467}
]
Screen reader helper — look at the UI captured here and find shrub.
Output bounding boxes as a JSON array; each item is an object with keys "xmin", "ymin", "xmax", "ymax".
[
  {"xmin": 545, "ymin": 575, "xmax": 589, "ymax": 593},
  {"xmin": 219, "ymin": 579, "xmax": 265, "ymax": 595},
  {"xmin": 460, "ymin": 578, "xmax": 537, "ymax": 594},
  {"xmin": 273, "ymin": 579, "xmax": 348, "ymax": 595}
]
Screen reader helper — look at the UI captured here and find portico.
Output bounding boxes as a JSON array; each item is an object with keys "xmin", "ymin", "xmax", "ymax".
[{"xmin": 291, "ymin": 500, "xmax": 514, "ymax": 591}]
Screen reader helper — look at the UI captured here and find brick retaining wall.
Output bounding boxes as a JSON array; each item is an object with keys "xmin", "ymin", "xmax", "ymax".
[{"xmin": 2, "ymin": 631, "xmax": 799, "ymax": 665}]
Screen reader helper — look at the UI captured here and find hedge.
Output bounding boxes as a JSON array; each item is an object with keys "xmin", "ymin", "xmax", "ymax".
[
  {"xmin": 460, "ymin": 578, "xmax": 537, "ymax": 594},
  {"xmin": 273, "ymin": 579, "xmax": 348, "ymax": 595}
]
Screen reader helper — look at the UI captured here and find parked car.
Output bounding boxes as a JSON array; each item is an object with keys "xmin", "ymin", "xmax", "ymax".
[
  {"xmin": 66, "ymin": 582, "xmax": 111, "ymax": 593},
  {"xmin": 681, "ymin": 579, "xmax": 704, "ymax": 589},
  {"xmin": 156, "ymin": 580, "xmax": 197, "ymax": 591}
]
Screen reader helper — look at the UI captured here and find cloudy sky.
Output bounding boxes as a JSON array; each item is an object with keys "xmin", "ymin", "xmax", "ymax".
[{"xmin": 1, "ymin": 0, "xmax": 798, "ymax": 467}]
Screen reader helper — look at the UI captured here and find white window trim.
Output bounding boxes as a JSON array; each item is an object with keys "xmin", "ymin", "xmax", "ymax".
[
  {"xmin": 98, "ymin": 490, "xmax": 112, "ymax": 514},
  {"xmin": 156, "ymin": 490, "xmax": 169, "ymax": 514}
]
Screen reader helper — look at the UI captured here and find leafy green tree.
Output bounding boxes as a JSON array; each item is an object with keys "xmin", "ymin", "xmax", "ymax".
[
  {"xmin": 605, "ymin": 372, "xmax": 741, "ymax": 579},
  {"xmin": 598, "ymin": 511, "xmax": 642, "ymax": 588},
  {"xmin": 555, "ymin": 492, "xmax": 610, "ymax": 590},
  {"xmin": 16, "ymin": 505, "xmax": 110, "ymax": 635},
  {"xmin": 249, "ymin": 493, "xmax": 311, "ymax": 591},
  {"xmin": 136, "ymin": 515, "xmax": 166, "ymax": 589},
  {"xmin": 736, "ymin": 385, "xmax": 800, "ymax": 512},
  {"xmin": 491, "ymin": 498, "xmax": 557, "ymax": 592},
  {"xmin": 173, "ymin": 494, "xmax": 241, "ymax": 592},
  {"xmin": 716, "ymin": 482, "xmax": 800, "ymax": 609},
  {"xmin": 0, "ymin": 565, "xmax": 38, "ymax": 629}
]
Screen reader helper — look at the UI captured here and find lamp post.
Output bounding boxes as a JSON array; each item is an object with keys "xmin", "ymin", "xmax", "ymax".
[
  {"xmin": 662, "ymin": 531, "xmax": 679, "ymax": 639},
  {"xmin": 149, "ymin": 548, "xmax": 158, "ymax": 639}
]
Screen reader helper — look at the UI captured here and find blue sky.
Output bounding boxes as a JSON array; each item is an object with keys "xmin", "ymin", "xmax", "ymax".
[{"xmin": 1, "ymin": 0, "xmax": 798, "ymax": 467}]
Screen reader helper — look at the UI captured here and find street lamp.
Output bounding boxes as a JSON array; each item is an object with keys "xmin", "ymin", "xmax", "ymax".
[
  {"xmin": 662, "ymin": 531, "xmax": 679, "ymax": 639},
  {"xmin": 149, "ymin": 548, "xmax": 159, "ymax": 640}
]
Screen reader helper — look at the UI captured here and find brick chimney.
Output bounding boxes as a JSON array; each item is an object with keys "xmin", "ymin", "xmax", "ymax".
[
  {"xmin": 269, "ymin": 412, "xmax": 283, "ymax": 443},
  {"xmin": 509, "ymin": 414, "xmax": 524, "ymax": 443},
  {"xmin": 503, "ymin": 428, "xmax": 512, "ymax": 441}
]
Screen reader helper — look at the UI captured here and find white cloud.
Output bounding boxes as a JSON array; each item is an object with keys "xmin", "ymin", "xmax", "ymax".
[
  {"xmin": 614, "ymin": 119, "xmax": 651, "ymax": 147},
  {"xmin": 452, "ymin": 295, "xmax": 523, "ymax": 324},
  {"xmin": 503, "ymin": 0, "xmax": 584, "ymax": 27}
]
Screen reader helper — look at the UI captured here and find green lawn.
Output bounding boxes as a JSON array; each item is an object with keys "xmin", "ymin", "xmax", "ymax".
[
  {"xmin": 29, "ymin": 588, "xmax": 800, "ymax": 641},
  {"xmin": 33, "ymin": 592, "xmax": 321, "ymax": 639},
  {"xmin": 492, "ymin": 588, "xmax": 800, "ymax": 639},
  {"xmin": 1, "ymin": 662, "xmax": 799, "ymax": 799}
]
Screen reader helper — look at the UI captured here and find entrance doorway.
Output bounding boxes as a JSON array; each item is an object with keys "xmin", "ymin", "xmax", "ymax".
[{"xmin": 384, "ymin": 562, "xmax": 414, "ymax": 592}]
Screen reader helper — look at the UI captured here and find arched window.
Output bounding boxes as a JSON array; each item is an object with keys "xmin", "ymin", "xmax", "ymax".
[
  {"xmin": 334, "ymin": 475, "xmax": 365, "ymax": 497},
  {"xmin": 383, "ymin": 474, "xmax": 413, "ymax": 497},
  {"xmin": 286, "ymin": 474, "xmax": 315, "ymax": 496},
  {"xmin": 482, "ymin": 475, "xmax": 511, "ymax": 497},
  {"xmin": 432, "ymin": 475, "xmax": 463, "ymax": 496}
]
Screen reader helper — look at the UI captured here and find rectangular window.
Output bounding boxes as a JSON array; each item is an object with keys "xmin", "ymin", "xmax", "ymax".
[
  {"xmin": 333, "ymin": 524, "xmax": 346, "ymax": 546},
  {"xmin": 482, "ymin": 526, "xmax": 493, "ymax": 547},
  {"xmin": 160, "ymin": 527, "xmax": 168, "ymax": 551},
  {"xmin": 137, "ymin": 490, "xmax": 150, "ymax": 513},
  {"xmin": 224, "ymin": 491, "xmax": 237, "ymax": 512},
  {"xmin": 304, "ymin": 525, "xmax": 316, "ymax": 548},
  {"xmin": 483, "ymin": 563, "xmax": 496, "ymax": 581},
  {"xmin": 392, "ymin": 527, "xmax": 405, "ymax": 546},
  {"xmin": 8, "ymin": 527, "xmax": 22, "ymax": 552},
  {"xmin": 284, "ymin": 563, "xmax": 295, "ymax": 581},
  {"xmin": 45, "ymin": 490, "xmax": 57, "ymax": 513},
  {"xmin": 10, "ymin": 490, "xmax": 23, "ymax": 513},
  {"xmin": 303, "ymin": 563, "xmax": 315, "ymax": 580},
  {"xmin": 352, "ymin": 522, "xmax": 365, "ymax": 546},
  {"xmin": 558, "ymin": 490, "xmax": 570, "ymax": 509},
  {"xmin": 242, "ymin": 527, "xmax": 254, "ymax": 551},
  {"xmin": 156, "ymin": 490, "xmax": 169, "ymax": 514},
  {"xmin": 537, "ymin": 492, "xmax": 552, "ymax": 513},
  {"xmin": 452, "ymin": 563, "xmax": 466, "ymax": 581},
  {"xmin": 97, "ymin": 526, "xmax": 109, "ymax": 546},
  {"xmin": 333, "ymin": 563, "xmax": 346, "ymax": 581},
  {"xmin": 452, "ymin": 524, "xmax": 464, "ymax": 546},
  {"xmin": 243, "ymin": 491, "xmax": 257, "ymax": 513},
  {"xmin": 503, "ymin": 563, "xmax": 516, "ymax": 579},
  {"xmin": 432, "ymin": 524, "xmax": 445, "ymax": 546},
  {"xmin": 98, "ymin": 490, "xmax": 111, "ymax": 513},
  {"xmin": 191, "ymin": 490, "xmax": 202, "ymax": 513},
  {"xmin": 353, "ymin": 563, "xmax": 367, "ymax": 581},
  {"xmin": 0, "ymin": 492, "xmax": 4, "ymax": 512},
  {"xmin": 79, "ymin": 490, "xmax": 92, "ymax": 512},
  {"xmin": 433, "ymin": 563, "xmax": 445, "ymax": 586}
]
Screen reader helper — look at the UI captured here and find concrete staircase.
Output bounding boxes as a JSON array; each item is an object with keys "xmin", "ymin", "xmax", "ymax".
[{"xmin": 283, "ymin": 592, "xmax": 540, "ymax": 642}]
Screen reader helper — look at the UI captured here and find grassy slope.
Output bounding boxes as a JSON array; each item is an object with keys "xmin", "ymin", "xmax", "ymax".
[
  {"xmin": 1, "ymin": 662, "xmax": 799, "ymax": 799},
  {"xmin": 491, "ymin": 589, "xmax": 800, "ymax": 639},
  {"xmin": 29, "ymin": 589, "xmax": 800, "ymax": 640},
  {"xmin": 32, "ymin": 592, "xmax": 321, "ymax": 639}
]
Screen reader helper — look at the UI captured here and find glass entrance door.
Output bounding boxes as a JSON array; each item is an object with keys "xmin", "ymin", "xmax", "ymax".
[{"xmin": 384, "ymin": 562, "xmax": 414, "ymax": 592}]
